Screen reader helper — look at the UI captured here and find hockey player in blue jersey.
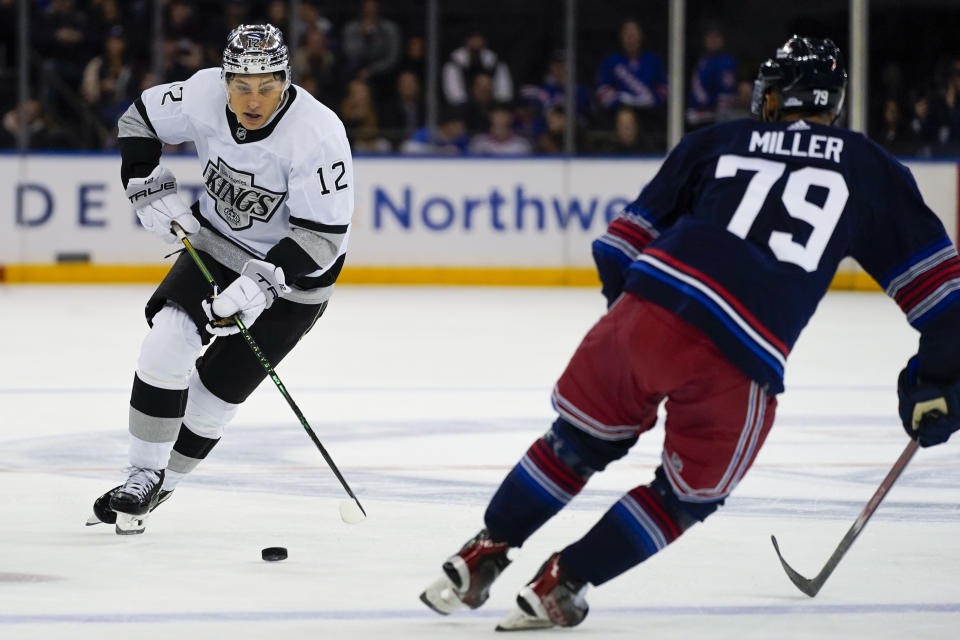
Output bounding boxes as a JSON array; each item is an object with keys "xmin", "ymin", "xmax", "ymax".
[{"xmin": 420, "ymin": 37, "xmax": 960, "ymax": 631}]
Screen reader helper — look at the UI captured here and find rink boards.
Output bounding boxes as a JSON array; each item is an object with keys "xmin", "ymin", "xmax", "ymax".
[{"xmin": 0, "ymin": 153, "xmax": 957, "ymax": 287}]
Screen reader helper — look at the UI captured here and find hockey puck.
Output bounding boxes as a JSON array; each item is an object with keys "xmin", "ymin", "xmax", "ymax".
[{"xmin": 261, "ymin": 547, "xmax": 288, "ymax": 562}]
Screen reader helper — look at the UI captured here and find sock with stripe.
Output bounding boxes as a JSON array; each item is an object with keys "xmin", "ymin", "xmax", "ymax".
[
  {"xmin": 128, "ymin": 373, "xmax": 188, "ymax": 470},
  {"xmin": 559, "ymin": 466, "xmax": 721, "ymax": 585},
  {"xmin": 163, "ymin": 424, "xmax": 221, "ymax": 491},
  {"xmin": 162, "ymin": 371, "xmax": 238, "ymax": 491},
  {"xmin": 484, "ymin": 424, "xmax": 592, "ymax": 547}
]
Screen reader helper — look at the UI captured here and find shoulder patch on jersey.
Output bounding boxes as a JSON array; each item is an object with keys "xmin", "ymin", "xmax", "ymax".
[
  {"xmin": 786, "ymin": 120, "xmax": 810, "ymax": 131},
  {"xmin": 202, "ymin": 158, "xmax": 287, "ymax": 230}
]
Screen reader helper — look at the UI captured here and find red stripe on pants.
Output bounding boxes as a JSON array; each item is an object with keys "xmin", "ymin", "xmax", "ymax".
[{"xmin": 554, "ymin": 294, "xmax": 777, "ymax": 499}]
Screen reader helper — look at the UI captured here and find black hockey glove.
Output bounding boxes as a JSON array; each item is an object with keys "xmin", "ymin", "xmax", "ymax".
[{"xmin": 897, "ymin": 355, "xmax": 960, "ymax": 447}]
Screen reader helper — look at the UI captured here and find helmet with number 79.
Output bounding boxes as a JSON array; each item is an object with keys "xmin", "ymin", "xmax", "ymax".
[{"xmin": 750, "ymin": 36, "xmax": 847, "ymax": 123}]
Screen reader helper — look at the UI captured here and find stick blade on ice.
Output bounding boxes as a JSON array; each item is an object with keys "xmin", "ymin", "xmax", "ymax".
[{"xmin": 339, "ymin": 499, "xmax": 366, "ymax": 524}]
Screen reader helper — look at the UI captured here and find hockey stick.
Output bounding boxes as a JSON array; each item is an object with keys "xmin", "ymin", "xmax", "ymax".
[
  {"xmin": 171, "ymin": 222, "xmax": 366, "ymax": 524},
  {"xmin": 770, "ymin": 438, "xmax": 919, "ymax": 597}
]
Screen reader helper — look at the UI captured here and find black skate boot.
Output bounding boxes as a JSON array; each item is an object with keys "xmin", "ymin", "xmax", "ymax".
[
  {"xmin": 107, "ymin": 467, "xmax": 166, "ymax": 535},
  {"xmin": 420, "ymin": 528, "xmax": 512, "ymax": 615},
  {"xmin": 87, "ymin": 485, "xmax": 173, "ymax": 527},
  {"xmin": 496, "ymin": 552, "xmax": 589, "ymax": 631}
]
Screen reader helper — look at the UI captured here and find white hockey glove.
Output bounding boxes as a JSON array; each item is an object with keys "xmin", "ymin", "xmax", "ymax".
[
  {"xmin": 202, "ymin": 259, "xmax": 290, "ymax": 336},
  {"xmin": 126, "ymin": 165, "xmax": 200, "ymax": 243}
]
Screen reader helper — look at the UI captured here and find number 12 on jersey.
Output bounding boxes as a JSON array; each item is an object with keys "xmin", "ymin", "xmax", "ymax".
[
  {"xmin": 317, "ymin": 161, "xmax": 348, "ymax": 195},
  {"xmin": 715, "ymin": 154, "xmax": 849, "ymax": 272}
]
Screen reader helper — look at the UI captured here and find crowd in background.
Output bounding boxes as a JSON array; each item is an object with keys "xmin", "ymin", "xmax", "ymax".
[{"xmin": 0, "ymin": 0, "xmax": 959, "ymax": 157}]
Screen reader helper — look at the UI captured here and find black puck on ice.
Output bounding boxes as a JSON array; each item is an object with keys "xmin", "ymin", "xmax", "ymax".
[{"xmin": 261, "ymin": 546, "xmax": 288, "ymax": 562}]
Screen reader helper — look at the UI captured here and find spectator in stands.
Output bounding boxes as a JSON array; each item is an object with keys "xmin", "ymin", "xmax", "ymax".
[
  {"xmin": 0, "ymin": 98, "xmax": 77, "ymax": 149},
  {"xmin": 520, "ymin": 49, "xmax": 591, "ymax": 126},
  {"xmin": 379, "ymin": 69, "xmax": 425, "ymax": 148},
  {"xmin": 163, "ymin": 38, "xmax": 204, "ymax": 83},
  {"xmin": 442, "ymin": 31, "xmax": 513, "ymax": 106},
  {"xmin": 907, "ymin": 93, "xmax": 948, "ymax": 157},
  {"xmin": 218, "ymin": 1, "xmax": 252, "ymax": 46},
  {"xmin": 88, "ymin": 0, "xmax": 124, "ymax": 48},
  {"xmin": 342, "ymin": 0, "xmax": 402, "ymax": 98},
  {"xmin": 34, "ymin": 0, "xmax": 93, "ymax": 91},
  {"xmin": 686, "ymin": 24, "xmax": 737, "ymax": 129},
  {"xmin": 715, "ymin": 79, "xmax": 753, "ymax": 123},
  {"xmin": 534, "ymin": 105, "xmax": 583, "ymax": 154},
  {"xmin": 352, "ymin": 127, "xmax": 393, "ymax": 154},
  {"xmin": 399, "ymin": 35, "xmax": 426, "ymax": 83},
  {"xmin": 535, "ymin": 106, "xmax": 565, "ymax": 154},
  {"xmin": 463, "ymin": 72, "xmax": 496, "ymax": 135},
  {"xmin": 595, "ymin": 19, "xmax": 667, "ymax": 113},
  {"xmin": 0, "ymin": 0, "xmax": 15, "ymax": 107},
  {"xmin": 402, "ymin": 106, "xmax": 469, "ymax": 155},
  {"xmin": 165, "ymin": 0, "xmax": 204, "ymax": 46},
  {"xmin": 266, "ymin": 1, "xmax": 289, "ymax": 33},
  {"xmin": 592, "ymin": 107, "xmax": 647, "ymax": 154},
  {"xmin": 877, "ymin": 98, "xmax": 915, "ymax": 157},
  {"xmin": 338, "ymin": 75, "xmax": 392, "ymax": 153},
  {"xmin": 341, "ymin": 78, "xmax": 380, "ymax": 139},
  {"xmin": 81, "ymin": 25, "xmax": 136, "ymax": 131},
  {"xmin": 293, "ymin": 25, "xmax": 340, "ymax": 102},
  {"xmin": 942, "ymin": 58, "xmax": 960, "ymax": 154},
  {"xmin": 298, "ymin": 75, "xmax": 320, "ymax": 99},
  {"xmin": 513, "ymin": 98, "xmax": 547, "ymax": 147},
  {"xmin": 298, "ymin": 2, "xmax": 334, "ymax": 44},
  {"xmin": 469, "ymin": 102, "xmax": 531, "ymax": 155}
]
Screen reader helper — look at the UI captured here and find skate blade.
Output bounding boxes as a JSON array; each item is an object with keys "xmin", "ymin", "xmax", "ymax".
[
  {"xmin": 114, "ymin": 512, "xmax": 148, "ymax": 535},
  {"xmin": 495, "ymin": 607, "xmax": 554, "ymax": 632},
  {"xmin": 85, "ymin": 513, "xmax": 104, "ymax": 526},
  {"xmin": 419, "ymin": 575, "xmax": 465, "ymax": 615}
]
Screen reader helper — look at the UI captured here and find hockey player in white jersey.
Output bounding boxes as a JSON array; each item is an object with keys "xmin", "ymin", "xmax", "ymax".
[{"xmin": 88, "ymin": 24, "xmax": 355, "ymax": 534}]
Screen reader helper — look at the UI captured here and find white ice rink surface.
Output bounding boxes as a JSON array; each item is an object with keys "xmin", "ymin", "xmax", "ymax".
[{"xmin": 1, "ymin": 285, "xmax": 959, "ymax": 639}]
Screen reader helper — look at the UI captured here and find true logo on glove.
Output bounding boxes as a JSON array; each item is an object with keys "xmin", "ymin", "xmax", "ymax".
[
  {"xmin": 128, "ymin": 181, "xmax": 176, "ymax": 203},
  {"xmin": 254, "ymin": 272, "xmax": 279, "ymax": 301}
]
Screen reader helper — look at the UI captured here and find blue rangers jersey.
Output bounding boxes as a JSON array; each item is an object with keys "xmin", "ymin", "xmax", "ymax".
[{"xmin": 594, "ymin": 118, "xmax": 960, "ymax": 394}]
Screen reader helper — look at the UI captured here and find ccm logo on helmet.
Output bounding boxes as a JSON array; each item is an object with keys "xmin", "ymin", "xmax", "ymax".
[{"xmin": 128, "ymin": 180, "xmax": 176, "ymax": 202}]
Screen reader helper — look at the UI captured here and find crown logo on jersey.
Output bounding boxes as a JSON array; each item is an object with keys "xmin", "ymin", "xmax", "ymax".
[{"xmin": 202, "ymin": 157, "xmax": 286, "ymax": 231}]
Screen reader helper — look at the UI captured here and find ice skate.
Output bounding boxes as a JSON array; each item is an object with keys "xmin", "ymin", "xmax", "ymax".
[
  {"xmin": 496, "ymin": 552, "xmax": 589, "ymax": 631},
  {"xmin": 86, "ymin": 485, "xmax": 173, "ymax": 527},
  {"xmin": 104, "ymin": 468, "xmax": 166, "ymax": 535},
  {"xmin": 420, "ymin": 528, "xmax": 511, "ymax": 614}
]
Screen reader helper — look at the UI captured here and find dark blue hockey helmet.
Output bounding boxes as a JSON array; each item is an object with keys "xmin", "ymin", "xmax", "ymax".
[{"xmin": 750, "ymin": 36, "xmax": 847, "ymax": 122}]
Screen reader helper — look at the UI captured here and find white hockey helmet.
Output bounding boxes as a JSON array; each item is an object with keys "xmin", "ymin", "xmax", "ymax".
[{"xmin": 221, "ymin": 23, "xmax": 291, "ymax": 91}]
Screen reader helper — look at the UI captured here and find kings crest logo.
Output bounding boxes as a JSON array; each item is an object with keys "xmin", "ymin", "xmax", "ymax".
[{"xmin": 202, "ymin": 158, "xmax": 286, "ymax": 230}]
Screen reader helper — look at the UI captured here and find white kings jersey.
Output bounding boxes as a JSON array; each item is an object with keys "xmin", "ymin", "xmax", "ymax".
[{"xmin": 119, "ymin": 67, "xmax": 354, "ymax": 305}]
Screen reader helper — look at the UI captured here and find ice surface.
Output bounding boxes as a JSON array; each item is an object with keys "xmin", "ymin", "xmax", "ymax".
[{"xmin": 1, "ymin": 285, "xmax": 958, "ymax": 639}]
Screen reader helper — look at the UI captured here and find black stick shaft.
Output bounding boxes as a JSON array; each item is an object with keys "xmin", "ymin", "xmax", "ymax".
[
  {"xmin": 771, "ymin": 438, "xmax": 919, "ymax": 597},
  {"xmin": 172, "ymin": 223, "xmax": 365, "ymax": 516}
]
